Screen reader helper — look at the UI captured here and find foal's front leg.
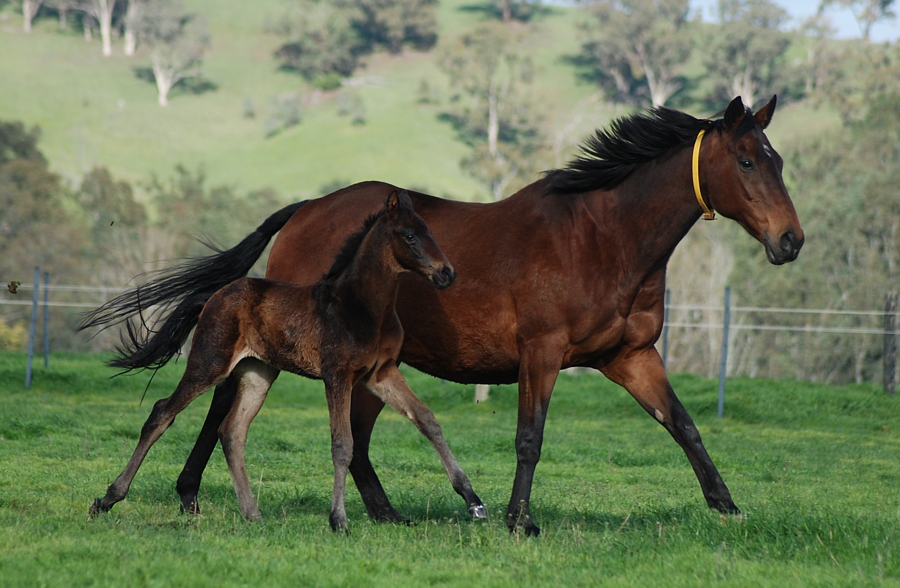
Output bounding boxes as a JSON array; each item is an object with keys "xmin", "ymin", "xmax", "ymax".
[
  {"xmin": 324, "ymin": 374, "xmax": 355, "ymax": 533},
  {"xmin": 366, "ymin": 363, "xmax": 486, "ymax": 519}
]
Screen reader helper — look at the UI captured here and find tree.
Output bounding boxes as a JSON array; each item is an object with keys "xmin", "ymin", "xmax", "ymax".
[
  {"xmin": 440, "ymin": 24, "xmax": 546, "ymax": 199},
  {"xmin": 0, "ymin": 122, "xmax": 89, "ymax": 287},
  {"xmin": 76, "ymin": 0, "xmax": 118, "ymax": 56},
  {"xmin": 133, "ymin": 0, "xmax": 211, "ymax": 106},
  {"xmin": 123, "ymin": 0, "xmax": 142, "ymax": 56},
  {"xmin": 343, "ymin": 0, "xmax": 438, "ymax": 53},
  {"xmin": 705, "ymin": 0, "xmax": 791, "ymax": 106},
  {"xmin": 22, "ymin": 0, "xmax": 42, "ymax": 32},
  {"xmin": 819, "ymin": 0, "xmax": 896, "ymax": 41},
  {"xmin": 491, "ymin": 0, "xmax": 541, "ymax": 23},
  {"xmin": 577, "ymin": 0, "xmax": 693, "ymax": 107},
  {"xmin": 272, "ymin": 0, "xmax": 363, "ymax": 86}
]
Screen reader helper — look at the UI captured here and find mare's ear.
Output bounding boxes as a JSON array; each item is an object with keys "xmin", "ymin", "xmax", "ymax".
[
  {"xmin": 723, "ymin": 96, "xmax": 747, "ymax": 132},
  {"xmin": 385, "ymin": 190, "xmax": 400, "ymax": 219},
  {"xmin": 397, "ymin": 189, "xmax": 414, "ymax": 213},
  {"xmin": 753, "ymin": 95, "xmax": 777, "ymax": 129}
]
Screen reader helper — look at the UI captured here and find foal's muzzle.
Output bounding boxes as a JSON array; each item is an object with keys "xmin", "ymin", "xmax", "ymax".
[
  {"xmin": 764, "ymin": 229, "xmax": 804, "ymax": 265},
  {"xmin": 431, "ymin": 265, "xmax": 456, "ymax": 290}
]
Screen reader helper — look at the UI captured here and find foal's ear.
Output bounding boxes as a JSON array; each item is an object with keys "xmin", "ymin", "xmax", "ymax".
[
  {"xmin": 385, "ymin": 190, "xmax": 401, "ymax": 219},
  {"xmin": 723, "ymin": 96, "xmax": 747, "ymax": 132},
  {"xmin": 753, "ymin": 95, "xmax": 777, "ymax": 129}
]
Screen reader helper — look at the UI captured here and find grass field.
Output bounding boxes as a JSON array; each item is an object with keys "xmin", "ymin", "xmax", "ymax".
[{"xmin": 0, "ymin": 352, "xmax": 898, "ymax": 586}]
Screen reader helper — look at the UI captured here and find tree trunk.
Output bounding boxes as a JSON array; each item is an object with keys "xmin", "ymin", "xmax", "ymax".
[
  {"xmin": 124, "ymin": 29, "xmax": 136, "ymax": 56},
  {"xmin": 123, "ymin": 0, "xmax": 138, "ymax": 56},
  {"xmin": 98, "ymin": 0, "xmax": 115, "ymax": 57},
  {"xmin": 23, "ymin": 0, "xmax": 43, "ymax": 33},
  {"xmin": 153, "ymin": 62, "xmax": 172, "ymax": 106}
]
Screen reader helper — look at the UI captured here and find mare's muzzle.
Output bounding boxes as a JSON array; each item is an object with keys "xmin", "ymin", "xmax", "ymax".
[
  {"xmin": 764, "ymin": 229, "xmax": 803, "ymax": 265},
  {"xmin": 431, "ymin": 265, "xmax": 456, "ymax": 290}
]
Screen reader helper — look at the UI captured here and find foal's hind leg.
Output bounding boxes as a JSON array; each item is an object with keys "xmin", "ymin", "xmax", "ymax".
[
  {"xmin": 90, "ymin": 360, "xmax": 229, "ymax": 516},
  {"xmin": 600, "ymin": 347, "xmax": 739, "ymax": 514},
  {"xmin": 217, "ymin": 358, "xmax": 280, "ymax": 522},
  {"xmin": 366, "ymin": 364, "xmax": 485, "ymax": 519}
]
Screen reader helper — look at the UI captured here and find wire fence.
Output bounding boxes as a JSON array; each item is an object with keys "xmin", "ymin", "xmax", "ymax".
[{"xmin": 4, "ymin": 277, "xmax": 899, "ymax": 404}]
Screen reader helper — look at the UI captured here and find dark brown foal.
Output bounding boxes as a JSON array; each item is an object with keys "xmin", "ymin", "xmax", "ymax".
[{"xmin": 89, "ymin": 190, "xmax": 485, "ymax": 532}]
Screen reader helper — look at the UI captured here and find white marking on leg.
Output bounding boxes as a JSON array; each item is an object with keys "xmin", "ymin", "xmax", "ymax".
[{"xmin": 654, "ymin": 409, "xmax": 665, "ymax": 423}]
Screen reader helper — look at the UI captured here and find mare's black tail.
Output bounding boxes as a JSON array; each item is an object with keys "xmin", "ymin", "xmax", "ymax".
[{"xmin": 79, "ymin": 201, "xmax": 307, "ymax": 373}]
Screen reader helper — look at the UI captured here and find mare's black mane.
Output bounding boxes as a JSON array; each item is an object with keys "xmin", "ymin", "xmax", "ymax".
[
  {"xmin": 322, "ymin": 210, "xmax": 385, "ymax": 281},
  {"xmin": 544, "ymin": 106, "xmax": 740, "ymax": 195}
]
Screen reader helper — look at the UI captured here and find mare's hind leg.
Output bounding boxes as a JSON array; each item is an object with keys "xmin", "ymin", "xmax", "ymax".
[
  {"xmin": 176, "ymin": 376, "xmax": 239, "ymax": 515},
  {"xmin": 599, "ymin": 347, "xmax": 739, "ymax": 514},
  {"xmin": 365, "ymin": 363, "xmax": 485, "ymax": 519},
  {"xmin": 90, "ymin": 359, "xmax": 230, "ymax": 516},
  {"xmin": 349, "ymin": 384, "xmax": 407, "ymax": 523},
  {"xmin": 217, "ymin": 358, "xmax": 280, "ymax": 522}
]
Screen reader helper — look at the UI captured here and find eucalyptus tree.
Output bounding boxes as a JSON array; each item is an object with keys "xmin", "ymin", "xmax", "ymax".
[
  {"xmin": 577, "ymin": 0, "xmax": 693, "ymax": 107},
  {"xmin": 705, "ymin": 0, "xmax": 791, "ymax": 106}
]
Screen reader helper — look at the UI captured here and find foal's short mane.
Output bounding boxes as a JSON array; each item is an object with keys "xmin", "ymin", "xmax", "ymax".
[
  {"xmin": 544, "ymin": 106, "xmax": 736, "ymax": 195},
  {"xmin": 322, "ymin": 210, "xmax": 385, "ymax": 281}
]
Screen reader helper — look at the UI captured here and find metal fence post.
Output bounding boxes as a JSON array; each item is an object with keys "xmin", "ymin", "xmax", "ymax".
[
  {"xmin": 885, "ymin": 292, "xmax": 898, "ymax": 395},
  {"xmin": 717, "ymin": 286, "xmax": 731, "ymax": 418},
  {"xmin": 25, "ymin": 266, "xmax": 39, "ymax": 389},
  {"xmin": 662, "ymin": 288, "xmax": 671, "ymax": 367},
  {"xmin": 43, "ymin": 271, "xmax": 50, "ymax": 368}
]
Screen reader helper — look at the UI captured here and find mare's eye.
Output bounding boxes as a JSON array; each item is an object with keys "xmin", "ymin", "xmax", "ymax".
[
  {"xmin": 739, "ymin": 159, "xmax": 755, "ymax": 171},
  {"xmin": 404, "ymin": 233, "xmax": 417, "ymax": 244}
]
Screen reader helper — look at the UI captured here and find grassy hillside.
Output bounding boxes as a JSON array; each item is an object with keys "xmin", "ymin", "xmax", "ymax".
[
  {"xmin": 0, "ymin": 352, "xmax": 897, "ymax": 585},
  {"xmin": 0, "ymin": 0, "xmax": 609, "ymax": 201}
]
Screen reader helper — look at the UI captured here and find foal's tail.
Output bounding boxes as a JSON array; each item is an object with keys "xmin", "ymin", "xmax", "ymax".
[{"xmin": 79, "ymin": 201, "xmax": 307, "ymax": 373}]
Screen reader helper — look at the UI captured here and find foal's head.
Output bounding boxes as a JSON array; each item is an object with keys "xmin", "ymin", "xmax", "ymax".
[
  {"xmin": 703, "ymin": 96, "xmax": 804, "ymax": 265},
  {"xmin": 382, "ymin": 190, "xmax": 456, "ymax": 289}
]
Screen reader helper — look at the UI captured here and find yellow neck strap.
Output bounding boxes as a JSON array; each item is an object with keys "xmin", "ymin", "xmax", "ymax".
[{"xmin": 692, "ymin": 129, "xmax": 716, "ymax": 221}]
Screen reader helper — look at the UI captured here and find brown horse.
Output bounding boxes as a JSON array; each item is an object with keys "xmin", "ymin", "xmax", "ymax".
[
  {"xmin": 88, "ymin": 190, "xmax": 485, "ymax": 532},
  {"xmin": 82, "ymin": 96, "xmax": 803, "ymax": 536}
]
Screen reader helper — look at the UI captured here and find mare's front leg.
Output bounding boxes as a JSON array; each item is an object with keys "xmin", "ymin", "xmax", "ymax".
[
  {"xmin": 348, "ymin": 384, "xmax": 407, "ymax": 523},
  {"xmin": 599, "ymin": 347, "xmax": 739, "ymax": 514},
  {"xmin": 506, "ymin": 338, "xmax": 564, "ymax": 537},
  {"xmin": 176, "ymin": 376, "xmax": 239, "ymax": 515},
  {"xmin": 217, "ymin": 359, "xmax": 280, "ymax": 522},
  {"xmin": 90, "ymin": 361, "xmax": 228, "ymax": 516},
  {"xmin": 366, "ymin": 363, "xmax": 485, "ymax": 520},
  {"xmin": 324, "ymin": 374, "xmax": 355, "ymax": 533}
]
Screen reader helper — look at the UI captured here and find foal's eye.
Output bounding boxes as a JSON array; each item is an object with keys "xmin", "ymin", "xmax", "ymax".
[
  {"xmin": 404, "ymin": 233, "xmax": 417, "ymax": 244},
  {"xmin": 739, "ymin": 159, "xmax": 756, "ymax": 171}
]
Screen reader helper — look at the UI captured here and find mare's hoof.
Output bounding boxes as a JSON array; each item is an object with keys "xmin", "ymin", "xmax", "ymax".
[
  {"xmin": 507, "ymin": 513, "xmax": 540, "ymax": 537},
  {"xmin": 468, "ymin": 504, "xmax": 487, "ymax": 519},
  {"xmin": 89, "ymin": 498, "xmax": 107, "ymax": 518},
  {"xmin": 179, "ymin": 494, "xmax": 201, "ymax": 516}
]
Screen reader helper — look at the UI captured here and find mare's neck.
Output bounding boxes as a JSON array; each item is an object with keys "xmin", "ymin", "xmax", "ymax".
[{"xmin": 589, "ymin": 147, "xmax": 702, "ymax": 272}]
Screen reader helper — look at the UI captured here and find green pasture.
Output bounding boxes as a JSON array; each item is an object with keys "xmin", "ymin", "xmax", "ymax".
[{"xmin": 0, "ymin": 352, "xmax": 898, "ymax": 586}]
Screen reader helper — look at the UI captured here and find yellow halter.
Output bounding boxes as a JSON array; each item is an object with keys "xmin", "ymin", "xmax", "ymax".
[{"xmin": 692, "ymin": 129, "xmax": 716, "ymax": 221}]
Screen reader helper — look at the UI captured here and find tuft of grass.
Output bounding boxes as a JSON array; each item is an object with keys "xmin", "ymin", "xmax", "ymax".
[{"xmin": 0, "ymin": 351, "xmax": 898, "ymax": 586}]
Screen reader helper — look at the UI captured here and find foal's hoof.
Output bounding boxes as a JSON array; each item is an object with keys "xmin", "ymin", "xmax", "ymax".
[
  {"xmin": 468, "ymin": 504, "xmax": 487, "ymax": 519},
  {"xmin": 89, "ymin": 498, "xmax": 108, "ymax": 518}
]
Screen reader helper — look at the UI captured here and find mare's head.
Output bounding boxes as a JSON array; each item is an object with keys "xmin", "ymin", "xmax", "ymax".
[
  {"xmin": 383, "ymin": 190, "xmax": 456, "ymax": 289},
  {"xmin": 704, "ymin": 96, "xmax": 804, "ymax": 265}
]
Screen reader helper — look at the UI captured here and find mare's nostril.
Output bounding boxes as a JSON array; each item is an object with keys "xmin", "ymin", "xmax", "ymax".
[{"xmin": 780, "ymin": 231, "xmax": 795, "ymax": 254}]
